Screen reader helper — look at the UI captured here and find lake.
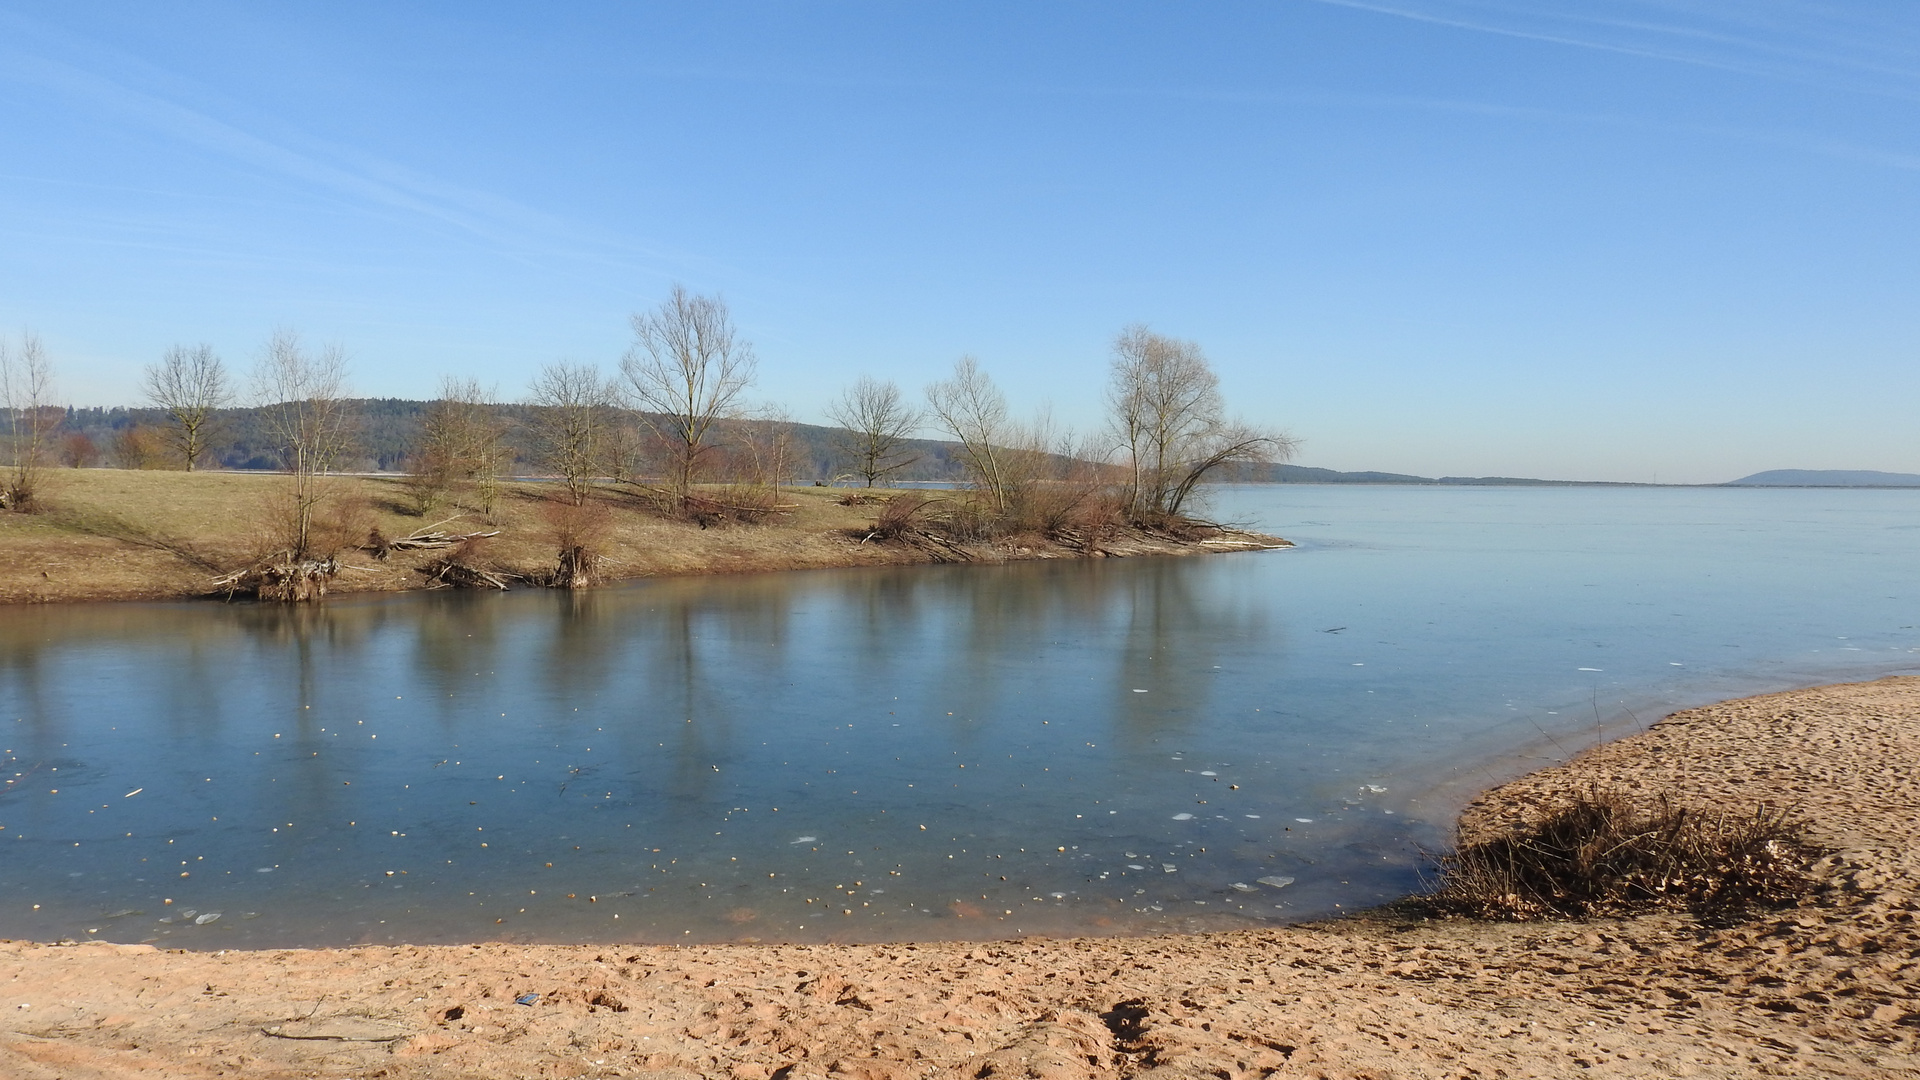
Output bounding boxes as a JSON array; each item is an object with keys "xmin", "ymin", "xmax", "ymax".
[{"xmin": 2, "ymin": 484, "xmax": 1916, "ymax": 947}]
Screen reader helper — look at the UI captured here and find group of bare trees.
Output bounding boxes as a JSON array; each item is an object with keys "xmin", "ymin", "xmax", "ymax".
[
  {"xmin": 826, "ymin": 325, "xmax": 1293, "ymax": 538},
  {"xmin": 4, "ymin": 285, "xmax": 1292, "ymax": 570}
]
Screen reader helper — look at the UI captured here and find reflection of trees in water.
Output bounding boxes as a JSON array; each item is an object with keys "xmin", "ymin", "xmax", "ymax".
[
  {"xmin": 875, "ymin": 558, "xmax": 1275, "ymax": 746},
  {"xmin": 0, "ymin": 558, "xmax": 1279, "ymax": 837},
  {"xmin": 538, "ymin": 578, "xmax": 803, "ymax": 808},
  {"xmin": 1109, "ymin": 558, "xmax": 1273, "ymax": 747},
  {"xmin": 409, "ymin": 592, "xmax": 505, "ymax": 726}
]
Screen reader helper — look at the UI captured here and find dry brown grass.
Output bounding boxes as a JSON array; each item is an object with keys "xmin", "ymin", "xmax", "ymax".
[
  {"xmin": 1422, "ymin": 787, "xmax": 1817, "ymax": 920},
  {"xmin": 0, "ymin": 471, "xmax": 1287, "ymax": 604},
  {"xmin": 0, "ymin": 472, "xmax": 1123, "ymax": 603}
]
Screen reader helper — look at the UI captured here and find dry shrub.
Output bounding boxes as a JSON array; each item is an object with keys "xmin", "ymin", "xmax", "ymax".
[
  {"xmin": 417, "ymin": 537, "xmax": 509, "ymax": 590},
  {"xmin": 868, "ymin": 492, "xmax": 934, "ymax": 540},
  {"xmin": 708, "ymin": 483, "xmax": 778, "ymax": 525},
  {"xmin": 539, "ymin": 496, "xmax": 612, "ymax": 588},
  {"xmin": 305, "ymin": 495, "xmax": 374, "ymax": 558},
  {"xmin": 1424, "ymin": 789, "xmax": 1816, "ymax": 920},
  {"xmin": 837, "ymin": 491, "xmax": 883, "ymax": 506}
]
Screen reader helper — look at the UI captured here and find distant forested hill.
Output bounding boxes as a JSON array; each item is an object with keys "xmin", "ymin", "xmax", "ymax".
[
  {"xmin": 1725, "ymin": 469, "xmax": 1920, "ymax": 487},
  {"xmin": 49, "ymin": 400, "xmax": 973, "ymax": 480}
]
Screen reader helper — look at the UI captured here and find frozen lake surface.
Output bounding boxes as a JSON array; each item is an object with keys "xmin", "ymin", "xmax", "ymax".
[{"xmin": 2, "ymin": 484, "xmax": 1916, "ymax": 947}]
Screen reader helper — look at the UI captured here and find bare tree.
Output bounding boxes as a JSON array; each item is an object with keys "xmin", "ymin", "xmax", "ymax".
[
  {"xmin": 527, "ymin": 362, "xmax": 614, "ymax": 506},
  {"xmin": 410, "ymin": 376, "xmax": 511, "ymax": 517},
  {"xmin": 620, "ymin": 285, "xmax": 757, "ymax": 508},
  {"xmin": 60, "ymin": 431, "xmax": 99, "ymax": 468},
  {"xmin": 827, "ymin": 375, "xmax": 921, "ymax": 487},
  {"xmin": 112, "ymin": 425, "xmax": 167, "ymax": 470},
  {"xmin": 142, "ymin": 344, "xmax": 231, "ymax": 470},
  {"xmin": 925, "ymin": 356, "xmax": 1012, "ymax": 515},
  {"xmin": 1107, "ymin": 325, "xmax": 1295, "ymax": 521},
  {"xmin": 0, "ymin": 332, "xmax": 56, "ymax": 511},
  {"xmin": 253, "ymin": 330, "xmax": 356, "ymax": 558}
]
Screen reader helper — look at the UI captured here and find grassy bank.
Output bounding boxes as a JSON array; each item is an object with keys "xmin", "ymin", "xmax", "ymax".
[{"xmin": 0, "ymin": 469, "xmax": 1288, "ymax": 605}]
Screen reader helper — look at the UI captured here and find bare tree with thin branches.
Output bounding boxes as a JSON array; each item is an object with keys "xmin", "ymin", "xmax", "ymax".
[
  {"xmin": 828, "ymin": 375, "xmax": 921, "ymax": 487},
  {"xmin": 142, "ymin": 344, "xmax": 231, "ymax": 471},
  {"xmin": 1107, "ymin": 324, "xmax": 1295, "ymax": 521},
  {"xmin": 0, "ymin": 332, "xmax": 56, "ymax": 511},
  {"xmin": 410, "ymin": 376, "xmax": 512, "ymax": 517},
  {"xmin": 925, "ymin": 356, "xmax": 1012, "ymax": 515},
  {"xmin": 252, "ymin": 330, "xmax": 356, "ymax": 558},
  {"xmin": 527, "ymin": 362, "xmax": 614, "ymax": 506},
  {"xmin": 620, "ymin": 285, "xmax": 757, "ymax": 509}
]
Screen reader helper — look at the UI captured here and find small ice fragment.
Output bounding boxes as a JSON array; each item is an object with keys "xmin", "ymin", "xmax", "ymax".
[
  {"xmin": 791, "ymin": 836, "xmax": 817, "ymax": 844},
  {"xmin": 1171, "ymin": 813, "xmax": 1194, "ymax": 821},
  {"xmin": 1244, "ymin": 814, "xmax": 1260, "ymax": 819},
  {"xmin": 1257, "ymin": 875, "xmax": 1295, "ymax": 889},
  {"xmin": 194, "ymin": 912, "xmax": 220, "ymax": 925},
  {"xmin": 1294, "ymin": 817, "xmax": 1314, "ymax": 823},
  {"xmin": 1162, "ymin": 864, "xmax": 1178, "ymax": 873},
  {"xmin": 256, "ymin": 867, "xmax": 274, "ymax": 873},
  {"xmin": 1199, "ymin": 771, "xmax": 1217, "ymax": 777},
  {"xmin": 1127, "ymin": 864, "xmax": 1146, "ymax": 870},
  {"xmin": 1364, "ymin": 785, "xmax": 1387, "ymax": 793},
  {"xmin": 1352, "ymin": 663, "xmax": 1364, "ymax": 666},
  {"xmin": 1578, "ymin": 667, "xmax": 1602, "ymax": 672},
  {"xmin": 1132, "ymin": 689, "xmax": 1148, "ymax": 694},
  {"xmin": 1670, "ymin": 662, "xmax": 1683, "ymax": 666},
  {"xmin": 1049, "ymin": 892, "xmax": 1065, "ymax": 900},
  {"xmin": 1229, "ymin": 882, "xmax": 1258, "ymax": 893}
]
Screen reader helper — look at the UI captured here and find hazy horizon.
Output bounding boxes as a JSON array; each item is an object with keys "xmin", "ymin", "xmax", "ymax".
[{"xmin": 4, "ymin": 2, "xmax": 1918, "ymax": 485}]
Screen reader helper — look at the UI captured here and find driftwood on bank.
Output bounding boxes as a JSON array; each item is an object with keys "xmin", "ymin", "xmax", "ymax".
[
  {"xmin": 365, "ymin": 520, "xmax": 501, "ymax": 561},
  {"xmin": 415, "ymin": 556, "xmax": 511, "ymax": 590},
  {"xmin": 212, "ymin": 556, "xmax": 343, "ymax": 602}
]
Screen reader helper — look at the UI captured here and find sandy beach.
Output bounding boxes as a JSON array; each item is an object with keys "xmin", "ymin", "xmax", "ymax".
[{"xmin": 5, "ymin": 675, "xmax": 1918, "ymax": 1078}]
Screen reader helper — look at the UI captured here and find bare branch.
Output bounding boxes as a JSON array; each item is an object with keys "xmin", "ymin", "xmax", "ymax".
[
  {"xmin": 925, "ymin": 356, "xmax": 1011, "ymax": 514},
  {"xmin": 251, "ymin": 330, "xmax": 357, "ymax": 558},
  {"xmin": 826, "ymin": 375, "xmax": 921, "ymax": 487},
  {"xmin": 1, "ymin": 332, "xmax": 57, "ymax": 511},
  {"xmin": 619, "ymin": 285, "xmax": 757, "ymax": 508},
  {"xmin": 527, "ymin": 362, "xmax": 614, "ymax": 506},
  {"xmin": 143, "ymin": 344, "xmax": 231, "ymax": 471}
]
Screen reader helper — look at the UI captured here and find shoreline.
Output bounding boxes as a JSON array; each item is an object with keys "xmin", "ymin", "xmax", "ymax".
[
  {"xmin": 5, "ymin": 676, "xmax": 1916, "ymax": 1077},
  {"xmin": 0, "ymin": 470, "xmax": 1290, "ymax": 607}
]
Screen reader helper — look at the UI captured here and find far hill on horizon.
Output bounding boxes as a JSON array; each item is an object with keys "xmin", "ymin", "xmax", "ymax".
[{"xmin": 1725, "ymin": 470, "xmax": 1920, "ymax": 488}]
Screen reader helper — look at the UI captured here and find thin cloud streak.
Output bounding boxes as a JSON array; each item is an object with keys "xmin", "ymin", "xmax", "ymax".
[{"xmin": 1300, "ymin": 0, "xmax": 1920, "ymax": 102}]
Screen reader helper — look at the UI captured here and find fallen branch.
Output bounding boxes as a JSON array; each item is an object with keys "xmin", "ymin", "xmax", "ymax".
[{"xmin": 416, "ymin": 557, "xmax": 511, "ymax": 590}]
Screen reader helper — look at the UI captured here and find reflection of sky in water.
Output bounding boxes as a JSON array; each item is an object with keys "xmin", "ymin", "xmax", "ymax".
[{"xmin": 1, "ymin": 486, "xmax": 1916, "ymax": 948}]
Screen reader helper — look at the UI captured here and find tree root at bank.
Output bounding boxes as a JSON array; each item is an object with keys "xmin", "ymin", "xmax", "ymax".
[{"xmin": 212, "ymin": 556, "xmax": 344, "ymax": 602}]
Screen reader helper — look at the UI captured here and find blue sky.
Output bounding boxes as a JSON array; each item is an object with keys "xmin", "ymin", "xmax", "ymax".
[{"xmin": 2, "ymin": 1, "xmax": 1917, "ymax": 482}]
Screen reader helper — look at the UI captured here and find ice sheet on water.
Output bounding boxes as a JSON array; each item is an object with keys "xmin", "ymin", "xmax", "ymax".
[
  {"xmin": 194, "ymin": 912, "xmax": 220, "ymax": 925},
  {"xmin": 1229, "ymin": 882, "xmax": 1258, "ymax": 893},
  {"xmin": 791, "ymin": 836, "xmax": 817, "ymax": 844},
  {"xmin": 1171, "ymin": 813, "xmax": 1194, "ymax": 821},
  {"xmin": 1257, "ymin": 876, "xmax": 1296, "ymax": 889}
]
